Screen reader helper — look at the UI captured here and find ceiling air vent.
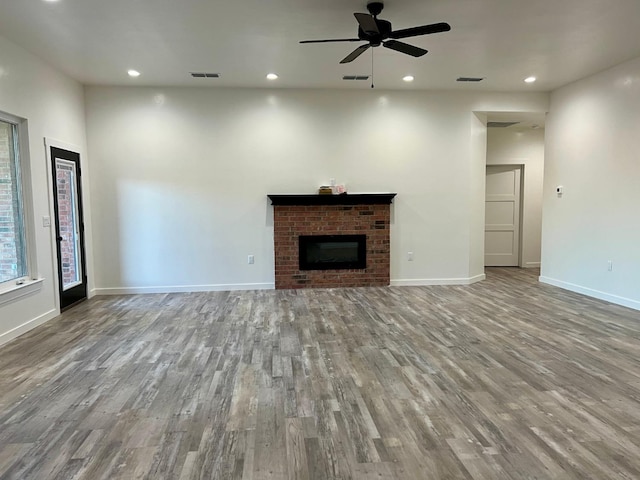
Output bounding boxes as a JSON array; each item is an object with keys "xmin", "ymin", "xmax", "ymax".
[
  {"xmin": 487, "ymin": 121, "xmax": 521, "ymax": 128},
  {"xmin": 190, "ymin": 72, "xmax": 220, "ymax": 78},
  {"xmin": 343, "ymin": 75, "xmax": 370, "ymax": 81},
  {"xmin": 457, "ymin": 77, "xmax": 484, "ymax": 82}
]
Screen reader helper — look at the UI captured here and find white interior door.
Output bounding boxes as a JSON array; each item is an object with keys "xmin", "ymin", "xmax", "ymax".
[{"xmin": 485, "ymin": 165, "xmax": 521, "ymax": 266}]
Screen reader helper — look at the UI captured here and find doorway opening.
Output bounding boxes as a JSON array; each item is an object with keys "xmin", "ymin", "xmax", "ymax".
[{"xmin": 482, "ymin": 112, "xmax": 546, "ymax": 269}]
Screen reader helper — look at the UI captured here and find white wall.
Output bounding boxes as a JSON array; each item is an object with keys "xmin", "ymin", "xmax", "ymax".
[
  {"xmin": 469, "ymin": 113, "xmax": 488, "ymax": 279},
  {"xmin": 85, "ymin": 86, "xmax": 548, "ymax": 292},
  {"xmin": 541, "ymin": 55, "xmax": 640, "ymax": 310},
  {"xmin": 487, "ymin": 126, "xmax": 545, "ymax": 267},
  {"xmin": 0, "ymin": 34, "xmax": 92, "ymax": 344}
]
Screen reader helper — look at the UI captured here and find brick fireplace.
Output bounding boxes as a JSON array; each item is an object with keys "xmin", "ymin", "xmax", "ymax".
[{"xmin": 268, "ymin": 194, "xmax": 396, "ymax": 289}]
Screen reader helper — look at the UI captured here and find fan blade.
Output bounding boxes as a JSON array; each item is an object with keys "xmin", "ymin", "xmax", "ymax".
[
  {"xmin": 354, "ymin": 13, "xmax": 379, "ymax": 34},
  {"xmin": 383, "ymin": 40, "xmax": 428, "ymax": 57},
  {"xmin": 340, "ymin": 44, "xmax": 371, "ymax": 64},
  {"xmin": 300, "ymin": 38, "xmax": 361, "ymax": 44},
  {"xmin": 389, "ymin": 22, "xmax": 451, "ymax": 39}
]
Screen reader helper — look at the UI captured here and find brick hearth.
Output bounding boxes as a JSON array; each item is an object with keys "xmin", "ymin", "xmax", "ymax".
[{"xmin": 269, "ymin": 194, "xmax": 395, "ymax": 289}]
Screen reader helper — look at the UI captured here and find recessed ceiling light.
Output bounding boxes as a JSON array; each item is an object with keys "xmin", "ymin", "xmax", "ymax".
[
  {"xmin": 266, "ymin": 73, "xmax": 279, "ymax": 80},
  {"xmin": 42, "ymin": 0, "xmax": 60, "ymax": 3},
  {"xmin": 402, "ymin": 75, "xmax": 414, "ymax": 82},
  {"xmin": 524, "ymin": 76, "xmax": 537, "ymax": 83},
  {"xmin": 128, "ymin": 69, "xmax": 141, "ymax": 77}
]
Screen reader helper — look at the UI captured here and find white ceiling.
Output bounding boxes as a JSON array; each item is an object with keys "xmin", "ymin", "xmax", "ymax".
[{"xmin": 2, "ymin": 0, "xmax": 640, "ymax": 91}]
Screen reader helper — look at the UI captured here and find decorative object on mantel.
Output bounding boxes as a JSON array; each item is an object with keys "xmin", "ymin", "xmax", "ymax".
[
  {"xmin": 318, "ymin": 182, "xmax": 347, "ymax": 195},
  {"xmin": 268, "ymin": 193, "xmax": 396, "ymax": 206}
]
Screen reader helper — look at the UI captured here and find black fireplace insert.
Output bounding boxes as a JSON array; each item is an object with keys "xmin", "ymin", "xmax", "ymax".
[{"xmin": 299, "ymin": 234, "xmax": 366, "ymax": 270}]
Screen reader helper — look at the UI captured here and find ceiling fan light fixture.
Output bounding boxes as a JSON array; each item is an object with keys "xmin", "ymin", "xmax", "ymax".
[
  {"xmin": 266, "ymin": 73, "xmax": 279, "ymax": 80},
  {"xmin": 524, "ymin": 76, "xmax": 537, "ymax": 83},
  {"xmin": 127, "ymin": 69, "xmax": 141, "ymax": 77},
  {"xmin": 402, "ymin": 75, "xmax": 414, "ymax": 82}
]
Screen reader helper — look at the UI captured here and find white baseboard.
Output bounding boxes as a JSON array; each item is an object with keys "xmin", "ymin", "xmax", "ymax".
[
  {"xmin": 391, "ymin": 274, "xmax": 486, "ymax": 287},
  {"xmin": 0, "ymin": 308, "xmax": 58, "ymax": 347},
  {"xmin": 94, "ymin": 282, "xmax": 275, "ymax": 295},
  {"xmin": 524, "ymin": 262, "xmax": 541, "ymax": 268},
  {"xmin": 539, "ymin": 276, "xmax": 640, "ymax": 311},
  {"xmin": 467, "ymin": 274, "xmax": 486, "ymax": 284}
]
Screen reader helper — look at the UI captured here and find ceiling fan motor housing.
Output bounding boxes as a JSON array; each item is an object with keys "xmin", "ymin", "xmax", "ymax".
[{"xmin": 358, "ymin": 19, "xmax": 392, "ymax": 45}]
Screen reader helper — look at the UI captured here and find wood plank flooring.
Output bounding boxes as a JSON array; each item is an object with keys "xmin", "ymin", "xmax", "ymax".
[{"xmin": 2, "ymin": 268, "xmax": 640, "ymax": 479}]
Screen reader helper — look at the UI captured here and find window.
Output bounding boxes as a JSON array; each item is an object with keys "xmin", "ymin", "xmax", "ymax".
[{"xmin": 0, "ymin": 116, "xmax": 28, "ymax": 286}]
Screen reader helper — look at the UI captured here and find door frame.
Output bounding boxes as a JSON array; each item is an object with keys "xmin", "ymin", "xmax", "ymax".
[
  {"xmin": 45, "ymin": 138, "xmax": 91, "ymax": 313},
  {"xmin": 484, "ymin": 163, "xmax": 525, "ymax": 267}
]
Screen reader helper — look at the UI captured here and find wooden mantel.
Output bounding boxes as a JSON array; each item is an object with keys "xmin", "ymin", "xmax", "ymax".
[{"xmin": 267, "ymin": 193, "xmax": 396, "ymax": 206}]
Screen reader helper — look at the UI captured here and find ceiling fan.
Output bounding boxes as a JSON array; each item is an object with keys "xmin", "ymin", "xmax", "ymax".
[{"xmin": 300, "ymin": 2, "xmax": 451, "ymax": 64}]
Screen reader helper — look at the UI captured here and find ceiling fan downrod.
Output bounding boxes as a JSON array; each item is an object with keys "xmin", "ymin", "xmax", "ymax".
[{"xmin": 371, "ymin": 48, "xmax": 375, "ymax": 89}]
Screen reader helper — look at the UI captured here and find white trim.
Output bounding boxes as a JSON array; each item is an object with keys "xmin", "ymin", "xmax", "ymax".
[
  {"xmin": 391, "ymin": 274, "xmax": 486, "ymax": 287},
  {"xmin": 0, "ymin": 307, "xmax": 57, "ymax": 347},
  {"xmin": 0, "ymin": 278, "xmax": 44, "ymax": 307},
  {"xmin": 467, "ymin": 274, "xmax": 486, "ymax": 284},
  {"xmin": 525, "ymin": 262, "xmax": 541, "ymax": 268},
  {"xmin": 94, "ymin": 282, "xmax": 275, "ymax": 295},
  {"xmin": 539, "ymin": 276, "xmax": 640, "ymax": 311},
  {"xmin": 44, "ymin": 138, "xmax": 82, "ymax": 154}
]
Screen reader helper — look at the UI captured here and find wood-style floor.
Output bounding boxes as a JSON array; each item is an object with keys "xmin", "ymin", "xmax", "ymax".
[{"xmin": 2, "ymin": 269, "xmax": 640, "ymax": 479}]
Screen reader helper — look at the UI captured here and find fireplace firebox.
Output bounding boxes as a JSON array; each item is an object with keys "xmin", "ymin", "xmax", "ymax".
[{"xmin": 299, "ymin": 235, "xmax": 366, "ymax": 270}]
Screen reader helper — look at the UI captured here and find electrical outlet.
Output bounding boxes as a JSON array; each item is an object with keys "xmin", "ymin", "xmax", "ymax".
[
  {"xmin": 607, "ymin": 260, "xmax": 613, "ymax": 271},
  {"xmin": 407, "ymin": 252, "xmax": 414, "ymax": 261},
  {"xmin": 248, "ymin": 255, "xmax": 255, "ymax": 265}
]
